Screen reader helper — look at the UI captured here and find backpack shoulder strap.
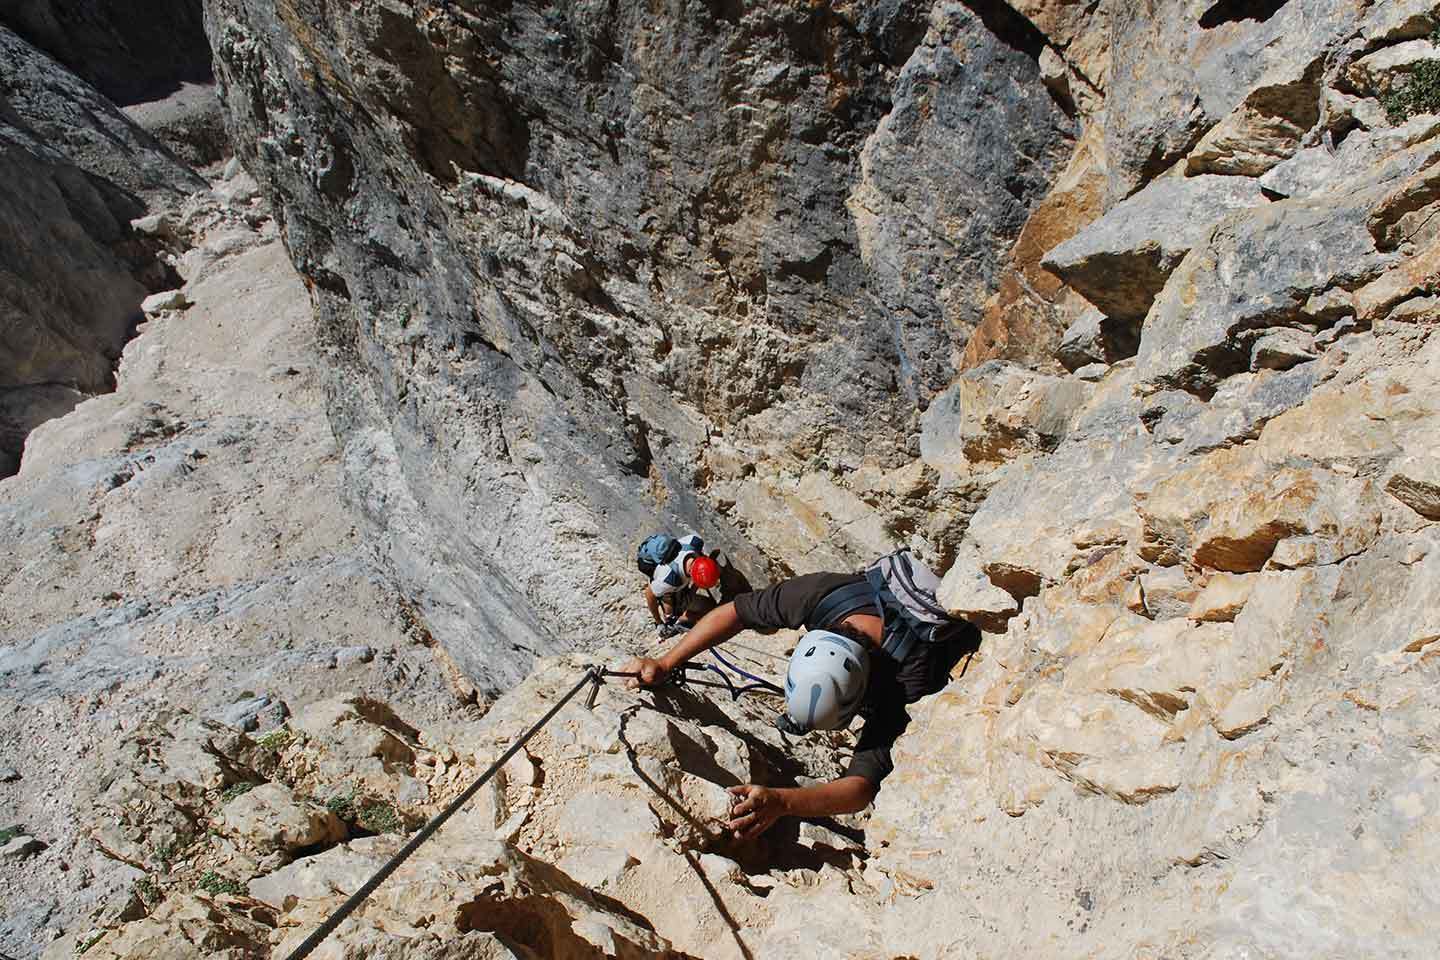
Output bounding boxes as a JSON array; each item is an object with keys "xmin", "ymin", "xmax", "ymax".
[{"xmin": 808, "ymin": 580, "xmax": 878, "ymax": 630}]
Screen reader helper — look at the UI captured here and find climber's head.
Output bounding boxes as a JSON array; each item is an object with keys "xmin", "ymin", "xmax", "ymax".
[
  {"xmin": 689, "ymin": 554, "xmax": 720, "ymax": 590},
  {"xmin": 780, "ymin": 630, "xmax": 870, "ymax": 734}
]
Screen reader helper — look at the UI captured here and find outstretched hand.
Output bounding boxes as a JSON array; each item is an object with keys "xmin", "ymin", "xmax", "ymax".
[
  {"xmin": 620, "ymin": 656, "xmax": 669, "ymax": 689},
  {"xmin": 726, "ymin": 784, "xmax": 787, "ymax": 841}
]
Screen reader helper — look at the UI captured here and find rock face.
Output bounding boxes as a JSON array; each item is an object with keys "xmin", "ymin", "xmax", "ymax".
[
  {"xmin": 0, "ymin": 0, "xmax": 213, "ymax": 106},
  {"xmin": 7, "ymin": 0, "xmax": 1440, "ymax": 959},
  {"xmin": 202, "ymin": 0, "xmax": 1076, "ymax": 684},
  {"xmin": 0, "ymin": 27, "xmax": 210, "ymax": 477},
  {"xmin": 0, "ymin": 182, "xmax": 461, "ymax": 955}
]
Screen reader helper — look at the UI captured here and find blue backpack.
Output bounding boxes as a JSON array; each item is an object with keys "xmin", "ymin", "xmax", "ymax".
[{"xmin": 636, "ymin": 534, "xmax": 681, "ymax": 577}]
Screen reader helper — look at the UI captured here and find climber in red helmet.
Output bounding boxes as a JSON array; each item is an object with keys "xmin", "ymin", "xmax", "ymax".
[{"xmin": 635, "ymin": 532, "xmax": 724, "ymax": 639}]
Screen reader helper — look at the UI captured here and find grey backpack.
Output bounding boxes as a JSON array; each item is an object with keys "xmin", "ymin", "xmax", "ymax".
[{"xmin": 809, "ymin": 550, "xmax": 975, "ymax": 663}]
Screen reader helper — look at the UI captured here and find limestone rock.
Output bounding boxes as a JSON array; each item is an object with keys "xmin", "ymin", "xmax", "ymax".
[
  {"xmin": 247, "ymin": 839, "xmax": 389, "ymax": 910},
  {"xmin": 937, "ymin": 553, "xmax": 1019, "ymax": 632},
  {"xmin": 1042, "ymin": 175, "xmax": 1265, "ymax": 324},
  {"xmin": 1260, "ymin": 116, "xmax": 1440, "ymax": 202},
  {"xmin": 1138, "ymin": 446, "xmax": 1384, "ymax": 571},
  {"xmin": 1386, "ymin": 454, "xmax": 1440, "ymax": 519},
  {"xmin": 0, "ymin": 835, "xmax": 46, "ymax": 860},
  {"xmin": 1186, "ymin": 63, "xmax": 1325, "ymax": 177},
  {"xmin": 1055, "ymin": 308, "xmax": 1140, "ymax": 372},
  {"xmin": 1250, "ymin": 328, "xmax": 1317, "ymax": 371},
  {"xmin": 1136, "ymin": 195, "xmax": 1391, "ymax": 395},
  {"xmin": 140, "ymin": 290, "xmax": 191, "ymax": 314},
  {"xmin": 1361, "ymin": 0, "xmax": 1439, "ymax": 44},
  {"xmin": 1102, "ymin": 0, "xmax": 1362, "ymax": 200},
  {"xmin": 1344, "ymin": 39, "xmax": 1439, "ymax": 99},
  {"xmin": 920, "ymin": 361, "xmax": 1091, "ymax": 472},
  {"xmin": 1137, "ymin": 566, "xmax": 1198, "ymax": 620},
  {"xmin": 1188, "ymin": 574, "xmax": 1258, "ymax": 623},
  {"xmin": 219, "ymin": 782, "xmax": 347, "ymax": 854},
  {"xmin": 1354, "ymin": 237, "xmax": 1440, "ymax": 323},
  {"xmin": 59, "ymin": 895, "xmax": 270, "ymax": 960}
]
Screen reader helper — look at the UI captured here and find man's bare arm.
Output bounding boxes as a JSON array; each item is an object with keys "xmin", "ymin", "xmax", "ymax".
[
  {"xmin": 643, "ymin": 584, "xmax": 662, "ymax": 624},
  {"xmin": 726, "ymin": 776, "xmax": 876, "ymax": 840},
  {"xmin": 622, "ymin": 601, "xmax": 744, "ymax": 684}
]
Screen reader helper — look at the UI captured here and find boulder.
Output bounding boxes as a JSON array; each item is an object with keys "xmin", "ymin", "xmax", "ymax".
[
  {"xmin": 920, "ymin": 362, "xmax": 1091, "ymax": 472},
  {"xmin": 1386, "ymin": 454, "xmax": 1440, "ymax": 519},
  {"xmin": 141, "ymin": 289, "xmax": 190, "ymax": 314},
  {"xmin": 1250, "ymin": 328, "xmax": 1318, "ymax": 371},
  {"xmin": 1136, "ymin": 195, "xmax": 1391, "ymax": 396},
  {"xmin": 1055, "ymin": 308, "xmax": 1140, "ymax": 372},
  {"xmin": 1186, "ymin": 63, "xmax": 1325, "ymax": 177},
  {"xmin": 219, "ymin": 782, "xmax": 347, "ymax": 854},
  {"xmin": 0, "ymin": 835, "xmax": 45, "ymax": 860},
  {"xmin": 1042, "ymin": 174, "xmax": 1265, "ymax": 324},
  {"xmin": 1354, "ymin": 237, "xmax": 1440, "ymax": 323},
  {"xmin": 1188, "ymin": 573, "xmax": 1258, "ymax": 623},
  {"xmin": 938, "ymin": 553, "xmax": 1020, "ymax": 632}
]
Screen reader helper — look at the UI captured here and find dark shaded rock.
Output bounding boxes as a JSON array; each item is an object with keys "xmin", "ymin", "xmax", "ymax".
[
  {"xmin": 0, "ymin": 29, "xmax": 205, "ymax": 203},
  {"xmin": 0, "ymin": 0, "xmax": 213, "ymax": 107},
  {"xmin": 1056, "ymin": 308, "xmax": 1141, "ymax": 372},
  {"xmin": 122, "ymin": 82, "xmax": 231, "ymax": 167},
  {"xmin": 0, "ymin": 28, "xmax": 202, "ymax": 476}
]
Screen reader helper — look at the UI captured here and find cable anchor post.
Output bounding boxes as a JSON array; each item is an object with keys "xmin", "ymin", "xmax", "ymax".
[{"xmin": 583, "ymin": 664, "xmax": 604, "ymax": 710}]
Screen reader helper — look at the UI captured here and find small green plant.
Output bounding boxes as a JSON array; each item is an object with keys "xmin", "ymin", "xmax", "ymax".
[
  {"xmin": 76, "ymin": 931, "xmax": 106, "ymax": 956},
  {"xmin": 254, "ymin": 727, "xmax": 295, "ymax": 752},
  {"xmin": 151, "ymin": 837, "xmax": 180, "ymax": 869},
  {"xmin": 358, "ymin": 801, "xmax": 403, "ymax": 835},
  {"xmin": 325, "ymin": 793, "xmax": 356, "ymax": 821},
  {"xmin": 1383, "ymin": 29, "xmax": 1440, "ymax": 123},
  {"xmin": 133, "ymin": 876, "xmax": 161, "ymax": 904},
  {"xmin": 218, "ymin": 781, "xmax": 258, "ymax": 805},
  {"xmin": 0, "ymin": 825, "xmax": 24, "ymax": 845},
  {"xmin": 196, "ymin": 871, "xmax": 246, "ymax": 896}
]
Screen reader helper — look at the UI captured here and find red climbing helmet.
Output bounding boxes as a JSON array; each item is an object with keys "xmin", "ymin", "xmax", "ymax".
[{"xmin": 690, "ymin": 555, "xmax": 720, "ymax": 590}]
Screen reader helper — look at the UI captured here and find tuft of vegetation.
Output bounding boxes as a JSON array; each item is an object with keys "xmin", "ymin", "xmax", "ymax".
[
  {"xmin": 151, "ymin": 837, "xmax": 180, "ymax": 868},
  {"xmin": 0, "ymin": 824, "xmax": 25, "ymax": 845},
  {"xmin": 133, "ymin": 876, "xmax": 161, "ymax": 904},
  {"xmin": 325, "ymin": 793, "xmax": 356, "ymax": 821},
  {"xmin": 358, "ymin": 801, "xmax": 403, "ymax": 835},
  {"xmin": 1382, "ymin": 29, "xmax": 1440, "ymax": 123},
  {"xmin": 196, "ymin": 871, "xmax": 247, "ymax": 896},
  {"xmin": 254, "ymin": 727, "xmax": 295, "ymax": 752},
  {"xmin": 218, "ymin": 781, "xmax": 258, "ymax": 805},
  {"xmin": 76, "ymin": 931, "xmax": 106, "ymax": 956}
]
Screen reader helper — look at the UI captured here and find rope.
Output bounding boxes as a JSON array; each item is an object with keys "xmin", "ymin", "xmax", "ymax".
[
  {"xmin": 709, "ymin": 648, "xmax": 784, "ymax": 696},
  {"xmin": 283, "ymin": 666, "xmax": 601, "ymax": 960}
]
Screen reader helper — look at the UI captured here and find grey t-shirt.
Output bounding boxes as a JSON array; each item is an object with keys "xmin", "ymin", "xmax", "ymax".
[{"xmin": 732, "ymin": 572, "xmax": 976, "ymax": 789}]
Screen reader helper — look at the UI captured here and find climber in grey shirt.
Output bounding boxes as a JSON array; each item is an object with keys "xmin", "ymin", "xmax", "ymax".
[{"xmin": 622, "ymin": 571, "xmax": 978, "ymax": 840}]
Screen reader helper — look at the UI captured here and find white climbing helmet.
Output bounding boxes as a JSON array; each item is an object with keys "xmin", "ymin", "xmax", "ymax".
[{"xmin": 782, "ymin": 629, "xmax": 870, "ymax": 733}]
